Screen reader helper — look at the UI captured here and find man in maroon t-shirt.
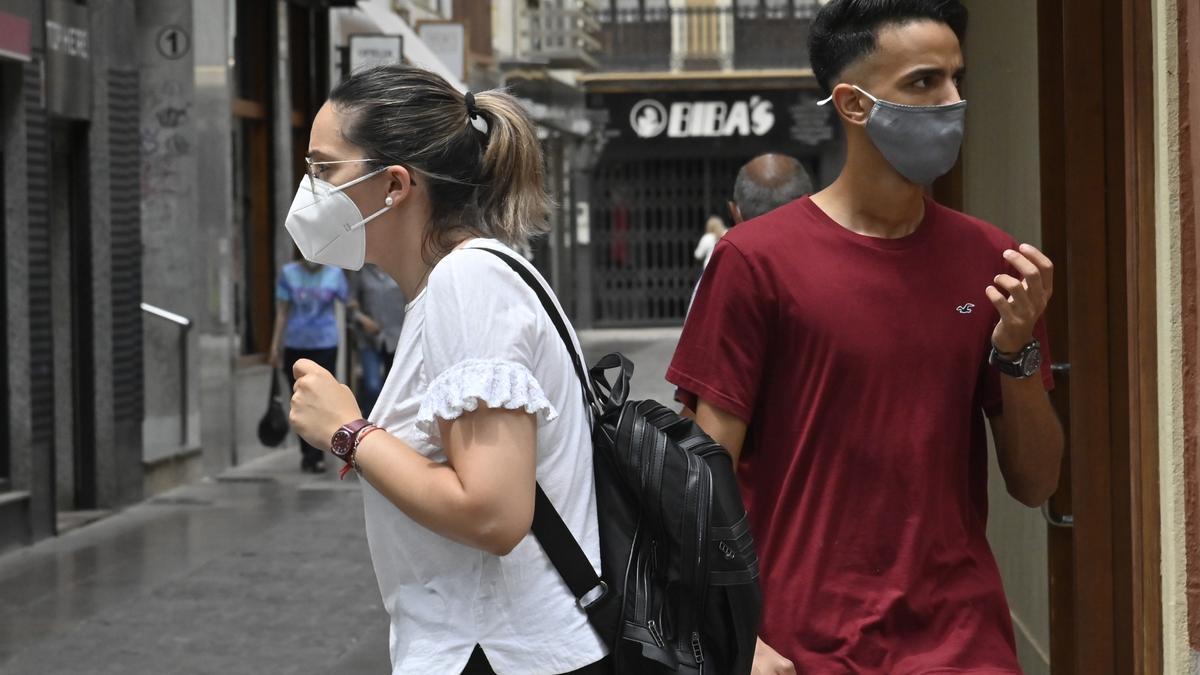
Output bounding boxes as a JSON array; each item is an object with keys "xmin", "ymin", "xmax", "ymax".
[{"xmin": 667, "ymin": 2, "xmax": 1064, "ymax": 673}]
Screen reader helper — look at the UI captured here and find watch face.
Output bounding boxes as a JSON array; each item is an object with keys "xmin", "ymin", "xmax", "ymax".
[
  {"xmin": 331, "ymin": 429, "xmax": 353, "ymax": 458},
  {"xmin": 1022, "ymin": 346, "xmax": 1043, "ymax": 377}
]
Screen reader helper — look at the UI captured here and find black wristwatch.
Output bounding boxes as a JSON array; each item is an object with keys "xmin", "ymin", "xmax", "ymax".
[{"xmin": 989, "ymin": 339, "xmax": 1042, "ymax": 379}]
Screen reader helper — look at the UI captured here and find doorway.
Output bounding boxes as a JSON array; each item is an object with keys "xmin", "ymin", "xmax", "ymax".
[
  {"xmin": 48, "ymin": 121, "xmax": 96, "ymax": 512},
  {"xmin": 1037, "ymin": 0, "xmax": 1161, "ymax": 672},
  {"xmin": 589, "ymin": 156, "xmax": 742, "ymax": 326},
  {"xmin": 588, "ymin": 154, "xmax": 822, "ymax": 326},
  {"xmin": 947, "ymin": 0, "xmax": 1160, "ymax": 672},
  {"xmin": 232, "ymin": 0, "xmax": 276, "ymax": 358}
]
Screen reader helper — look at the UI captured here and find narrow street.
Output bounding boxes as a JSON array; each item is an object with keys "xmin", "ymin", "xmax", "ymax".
[{"xmin": 0, "ymin": 330, "xmax": 680, "ymax": 675}]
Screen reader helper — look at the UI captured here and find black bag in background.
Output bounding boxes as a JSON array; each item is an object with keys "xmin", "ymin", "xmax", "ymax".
[
  {"xmin": 479, "ymin": 248, "xmax": 763, "ymax": 675},
  {"xmin": 257, "ymin": 369, "xmax": 290, "ymax": 448}
]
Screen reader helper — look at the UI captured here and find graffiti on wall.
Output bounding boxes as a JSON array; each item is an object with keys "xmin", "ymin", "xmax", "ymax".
[{"xmin": 141, "ymin": 78, "xmax": 194, "ymax": 220}]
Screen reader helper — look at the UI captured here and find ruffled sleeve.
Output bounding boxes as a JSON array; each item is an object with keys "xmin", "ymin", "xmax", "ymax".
[
  {"xmin": 418, "ymin": 246, "xmax": 551, "ymax": 444},
  {"xmin": 414, "ymin": 358, "xmax": 558, "ymax": 443}
]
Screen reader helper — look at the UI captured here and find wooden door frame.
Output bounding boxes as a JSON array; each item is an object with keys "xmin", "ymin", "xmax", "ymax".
[
  {"xmin": 1038, "ymin": 0, "xmax": 1162, "ymax": 673},
  {"xmin": 935, "ymin": 1, "xmax": 1163, "ymax": 672},
  {"xmin": 1120, "ymin": 0, "xmax": 1162, "ymax": 671},
  {"xmin": 232, "ymin": 0, "xmax": 276, "ymax": 356}
]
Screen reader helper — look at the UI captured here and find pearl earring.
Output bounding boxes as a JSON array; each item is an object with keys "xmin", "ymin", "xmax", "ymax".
[{"xmin": 385, "ymin": 196, "xmax": 394, "ymax": 206}]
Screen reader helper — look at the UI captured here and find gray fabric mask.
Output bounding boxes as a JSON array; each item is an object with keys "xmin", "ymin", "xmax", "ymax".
[{"xmin": 820, "ymin": 85, "xmax": 967, "ymax": 185}]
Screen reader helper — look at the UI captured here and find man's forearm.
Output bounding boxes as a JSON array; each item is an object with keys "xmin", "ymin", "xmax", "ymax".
[
  {"xmin": 995, "ymin": 377, "xmax": 1064, "ymax": 506},
  {"xmin": 694, "ymin": 400, "xmax": 748, "ymax": 464}
]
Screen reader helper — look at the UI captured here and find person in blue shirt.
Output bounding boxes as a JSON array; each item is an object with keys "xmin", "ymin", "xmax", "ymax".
[{"xmin": 269, "ymin": 257, "xmax": 351, "ymax": 472}]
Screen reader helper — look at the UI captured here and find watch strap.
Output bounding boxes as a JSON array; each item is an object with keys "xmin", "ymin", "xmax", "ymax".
[
  {"xmin": 990, "ymin": 340, "xmax": 1039, "ymax": 378},
  {"xmin": 339, "ymin": 424, "xmax": 380, "ymax": 480},
  {"xmin": 349, "ymin": 419, "xmax": 374, "ymax": 438},
  {"xmin": 332, "ymin": 419, "xmax": 372, "ymax": 458}
]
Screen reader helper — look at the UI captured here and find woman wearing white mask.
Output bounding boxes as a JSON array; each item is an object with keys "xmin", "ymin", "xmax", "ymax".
[{"xmin": 283, "ymin": 65, "xmax": 608, "ymax": 675}]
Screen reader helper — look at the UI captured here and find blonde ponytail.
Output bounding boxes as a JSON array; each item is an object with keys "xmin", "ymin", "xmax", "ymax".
[{"xmin": 472, "ymin": 91, "xmax": 553, "ymax": 247}]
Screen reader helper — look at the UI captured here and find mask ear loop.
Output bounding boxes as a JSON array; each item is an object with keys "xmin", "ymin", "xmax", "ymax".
[
  {"xmin": 347, "ymin": 202, "xmax": 391, "ymax": 232},
  {"xmin": 316, "ymin": 165, "xmax": 396, "ymax": 232},
  {"xmin": 327, "ymin": 166, "xmax": 399, "ymax": 232},
  {"xmin": 817, "ymin": 85, "xmax": 878, "ymax": 107}
]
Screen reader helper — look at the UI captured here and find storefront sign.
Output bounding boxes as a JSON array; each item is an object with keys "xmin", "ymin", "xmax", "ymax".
[
  {"xmin": 417, "ymin": 21, "xmax": 465, "ymax": 81},
  {"xmin": 45, "ymin": 0, "xmax": 91, "ymax": 119},
  {"xmin": 629, "ymin": 96, "xmax": 776, "ymax": 139},
  {"xmin": 591, "ymin": 88, "xmax": 833, "ymax": 154},
  {"xmin": 349, "ymin": 34, "xmax": 403, "ymax": 73},
  {"xmin": 0, "ymin": 0, "xmax": 33, "ymax": 62}
]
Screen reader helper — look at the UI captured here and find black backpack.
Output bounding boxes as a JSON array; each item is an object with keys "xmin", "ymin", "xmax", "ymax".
[{"xmin": 480, "ymin": 248, "xmax": 763, "ymax": 675}]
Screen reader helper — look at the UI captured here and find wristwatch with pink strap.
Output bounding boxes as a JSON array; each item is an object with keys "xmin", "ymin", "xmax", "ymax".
[{"xmin": 330, "ymin": 419, "xmax": 379, "ymax": 477}]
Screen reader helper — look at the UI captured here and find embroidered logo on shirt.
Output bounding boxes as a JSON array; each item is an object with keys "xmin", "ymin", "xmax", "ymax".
[{"xmin": 956, "ymin": 303, "xmax": 975, "ymax": 314}]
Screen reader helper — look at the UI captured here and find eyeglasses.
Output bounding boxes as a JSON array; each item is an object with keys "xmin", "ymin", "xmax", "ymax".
[
  {"xmin": 305, "ymin": 157, "xmax": 378, "ymax": 193},
  {"xmin": 304, "ymin": 156, "xmax": 422, "ymax": 192}
]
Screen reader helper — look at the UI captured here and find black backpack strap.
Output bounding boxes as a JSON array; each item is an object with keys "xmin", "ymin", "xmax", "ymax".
[
  {"xmin": 473, "ymin": 246, "xmax": 608, "ymax": 611},
  {"xmin": 534, "ymin": 484, "xmax": 608, "ymax": 610}
]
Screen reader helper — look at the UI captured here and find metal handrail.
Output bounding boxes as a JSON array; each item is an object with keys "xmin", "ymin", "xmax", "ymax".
[
  {"xmin": 141, "ymin": 303, "xmax": 192, "ymax": 447},
  {"xmin": 140, "ymin": 303, "xmax": 191, "ymax": 327}
]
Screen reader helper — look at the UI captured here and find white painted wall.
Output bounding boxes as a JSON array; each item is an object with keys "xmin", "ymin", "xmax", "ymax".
[{"xmin": 1151, "ymin": 0, "xmax": 1193, "ymax": 671}]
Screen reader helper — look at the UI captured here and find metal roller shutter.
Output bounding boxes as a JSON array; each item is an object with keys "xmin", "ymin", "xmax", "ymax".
[
  {"xmin": 107, "ymin": 68, "xmax": 143, "ymax": 427},
  {"xmin": 24, "ymin": 60, "xmax": 54, "ymax": 455}
]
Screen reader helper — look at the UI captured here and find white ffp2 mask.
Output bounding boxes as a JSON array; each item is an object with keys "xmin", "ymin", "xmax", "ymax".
[{"xmin": 284, "ymin": 167, "xmax": 389, "ymax": 271}]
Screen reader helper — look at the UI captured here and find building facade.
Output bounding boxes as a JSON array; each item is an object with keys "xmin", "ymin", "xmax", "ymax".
[
  {"xmin": 0, "ymin": 0, "xmax": 388, "ymax": 551},
  {"xmin": 0, "ymin": 0, "xmax": 144, "ymax": 553}
]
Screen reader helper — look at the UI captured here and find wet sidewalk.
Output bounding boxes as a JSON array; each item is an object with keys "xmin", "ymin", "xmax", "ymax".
[
  {"xmin": 0, "ymin": 328, "xmax": 682, "ymax": 675},
  {"xmin": 0, "ymin": 450, "xmax": 392, "ymax": 675}
]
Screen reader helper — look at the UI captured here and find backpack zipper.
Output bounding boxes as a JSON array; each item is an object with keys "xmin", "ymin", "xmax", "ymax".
[
  {"xmin": 691, "ymin": 631, "xmax": 705, "ymax": 664},
  {"xmin": 693, "ymin": 457, "xmax": 713, "ymax": 643},
  {"xmin": 647, "ymin": 618, "xmax": 666, "ymax": 647},
  {"xmin": 626, "ymin": 522, "xmax": 649, "ymax": 626}
]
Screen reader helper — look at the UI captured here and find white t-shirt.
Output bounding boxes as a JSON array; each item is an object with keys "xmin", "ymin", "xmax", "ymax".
[{"xmin": 362, "ymin": 239, "xmax": 607, "ymax": 675}]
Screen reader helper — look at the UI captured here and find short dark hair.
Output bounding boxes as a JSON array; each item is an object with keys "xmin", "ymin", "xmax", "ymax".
[{"xmin": 808, "ymin": 0, "xmax": 968, "ymax": 94}]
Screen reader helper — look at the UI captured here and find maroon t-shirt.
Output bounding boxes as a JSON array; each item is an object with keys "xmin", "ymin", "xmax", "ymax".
[{"xmin": 668, "ymin": 196, "xmax": 1054, "ymax": 674}]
